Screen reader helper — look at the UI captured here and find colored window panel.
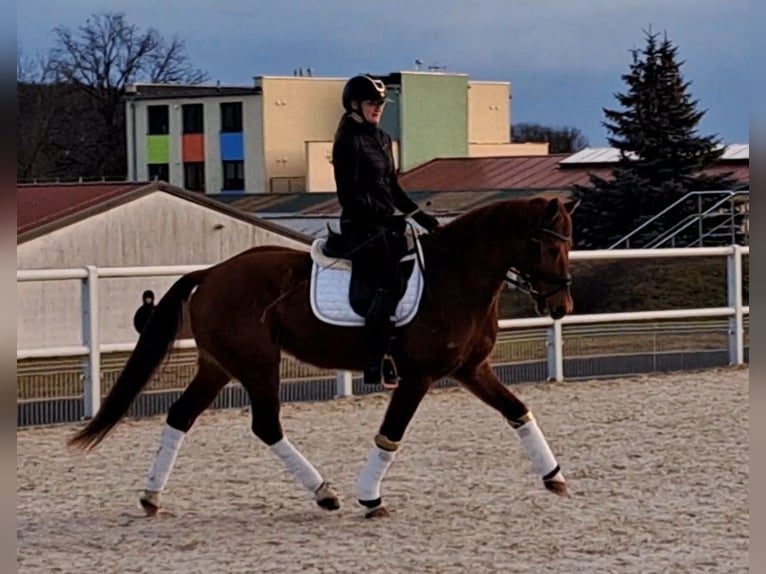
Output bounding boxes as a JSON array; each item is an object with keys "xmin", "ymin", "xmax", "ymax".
[
  {"xmin": 147, "ymin": 135, "xmax": 170, "ymax": 164},
  {"xmin": 220, "ymin": 132, "xmax": 244, "ymax": 161},
  {"xmin": 182, "ymin": 134, "xmax": 205, "ymax": 162}
]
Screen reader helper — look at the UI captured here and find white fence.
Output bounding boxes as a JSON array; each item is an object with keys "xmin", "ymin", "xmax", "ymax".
[{"xmin": 17, "ymin": 246, "xmax": 749, "ymax": 418}]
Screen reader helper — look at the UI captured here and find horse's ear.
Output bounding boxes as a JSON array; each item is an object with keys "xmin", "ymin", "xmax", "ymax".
[
  {"xmin": 543, "ymin": 197, "xmax": 561, "ymax": 224},
  {"xmin": 564, "ymin": 198, "xmax": 581, "ymax": 215}
]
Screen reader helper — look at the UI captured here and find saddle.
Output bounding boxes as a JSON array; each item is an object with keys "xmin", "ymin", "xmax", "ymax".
[{"xmin": 308, "ymin": 226, "xmax": 425, "ymax": 328}]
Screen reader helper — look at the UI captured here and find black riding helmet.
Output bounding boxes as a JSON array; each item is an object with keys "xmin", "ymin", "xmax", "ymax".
[{"xmin": 342, "ymin": 75, "xmax": 387, "ymax": 112}]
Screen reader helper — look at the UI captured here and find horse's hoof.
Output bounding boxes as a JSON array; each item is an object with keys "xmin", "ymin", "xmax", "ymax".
[
  {"xmin": 314, "ymin": 482, "xmax": 340, "ymax": 511},
  {"xmin": 140, "ymin": 490, "xmax": 161, "ymax": 516},
  {"xmin": 317, "ymin": 496, "xmax": 341, "ymax": 511},
  {"xmin": 544, "ymin": 479, "xmax": 569, "ymax": 497},
  {"xmin": 365, "ymin": 506, "xmax": 390, "ymax": 519}
]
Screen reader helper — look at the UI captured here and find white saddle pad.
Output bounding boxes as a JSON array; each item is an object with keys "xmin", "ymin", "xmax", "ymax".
[{"xmin": 309, "ymin": 238, "xmax": 425, "ymax": 327}]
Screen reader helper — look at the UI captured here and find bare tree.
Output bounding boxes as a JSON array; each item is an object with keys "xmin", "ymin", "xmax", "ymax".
[
  {"xmin": 49, "ymin": 12, "xmax": 207, "ymax": 93},
  {"xmin": 17, "ymin": 47, "xmax": 64, "ymax": 180},
  {"xmin": 48, "ymin": 12, "xmax": 208, "ymax": 128},
  {"xmin": 18, "ymin": 12, "xmax": 209, "ymax": 181},
  {"xmin": 511, "ymin": 123, "xmax": 588, "ymax": 154},
  {"xmin": 17, "ymin": 46, "xmax": 52, "ymax": 83}
]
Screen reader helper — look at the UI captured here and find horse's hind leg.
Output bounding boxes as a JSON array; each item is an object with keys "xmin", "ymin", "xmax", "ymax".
[
  {"xmin": 140, "ymin": 353, "xmax": 231, "ymax": 515},
  {"xmin": 453, "ymin": 360, "xmax": 568, "ymax": 496},
  {"xmin": 239, "ymin": 360, "xmax": 340, "ymax": 511}
]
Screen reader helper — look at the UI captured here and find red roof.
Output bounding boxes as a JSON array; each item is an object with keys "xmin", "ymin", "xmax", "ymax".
[
  {"xmin": 16, "ymin": 181, "xmax": 313, "ymax": 245},
  {"xmin": 17, "ymin": 182, "xmax": 149, "ymax": 234},
  {"xmin": 399, "ymin": 154, "xmax": 750, "ymax": 192}
]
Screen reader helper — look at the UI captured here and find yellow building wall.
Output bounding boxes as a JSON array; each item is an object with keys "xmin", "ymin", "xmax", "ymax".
[
  {"xmin": 305, "ymin": 140, "xmax": 400, "ymax": 192},
  {"xmin": 467, "ymin": 82, "xmax": 511, "ymax": 144},
  {"xmin": 260, "ymin": 77, "xmax": 346, "ymax": 192},
  {"xmin": 469, "ymin": 142, "xmax": 550, "ymax": 157},
  {"xmin": 306, "ymin": 141, "xmax": 334, "ymax": 192}
]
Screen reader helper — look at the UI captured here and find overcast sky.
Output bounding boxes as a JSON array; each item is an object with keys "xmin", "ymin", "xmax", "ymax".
[{"xmin": 17, "ymin": 0, "xmax": 750, "ymax": 146}]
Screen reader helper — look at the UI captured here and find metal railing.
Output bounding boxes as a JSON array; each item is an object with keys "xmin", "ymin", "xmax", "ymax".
[
  {"xmin": 609, "ymin": 191, "xmax": 749, "ymax": 249},
  {"xmin": 644, "ymin": 194, "xmax": 748, "ymax": 248},
  {"xmin": 17, "ymin": 246, "xmax": 749, "ymax": 419}
]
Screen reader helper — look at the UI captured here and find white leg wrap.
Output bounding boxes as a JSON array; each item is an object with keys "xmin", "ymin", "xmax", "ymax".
[
  {"xmin": 515, "ymin": 418, "xmax": 563, "ymax": 482},
  {"xmin": 145, "ymin": 424, "xmax": 185, "ymax": 492},
  {"xmin": 270, "ymin": 437, "xmax": 324, "ymax": 493},
  {"xmin": 357, "ymin": 445, "xmax": 396, "ymax": 502}
]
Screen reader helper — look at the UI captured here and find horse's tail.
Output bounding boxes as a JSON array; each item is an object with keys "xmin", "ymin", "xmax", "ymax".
[{"xmin": 67, "ymin": 269, "xmax": 208, "ymax": 451}]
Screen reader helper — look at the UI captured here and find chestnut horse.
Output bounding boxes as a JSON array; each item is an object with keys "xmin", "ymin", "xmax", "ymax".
[{"xmin": 68, "ymin": 196, "xmax": 579, "ymax": 518}]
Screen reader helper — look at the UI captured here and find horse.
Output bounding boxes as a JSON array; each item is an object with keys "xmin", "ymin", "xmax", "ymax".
[{"xmin": 67, "ymin": 195, "xmax": 579, "ymax": 519}]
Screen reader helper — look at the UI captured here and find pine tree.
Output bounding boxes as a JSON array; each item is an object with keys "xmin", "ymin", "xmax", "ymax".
[{"xmin": 572, "ymin": 29, "xmax": 739, "ymax": 249}]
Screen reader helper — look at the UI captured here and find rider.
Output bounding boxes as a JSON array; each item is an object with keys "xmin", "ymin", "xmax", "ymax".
[{"xmin": 332, "ymin": 74, "xmax": 440, "ymax": 386}]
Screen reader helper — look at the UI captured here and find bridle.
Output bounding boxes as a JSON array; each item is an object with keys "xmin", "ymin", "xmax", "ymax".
[{"xmin": 504, "ymin": 226, "xmax": 573, "ymax": 306}]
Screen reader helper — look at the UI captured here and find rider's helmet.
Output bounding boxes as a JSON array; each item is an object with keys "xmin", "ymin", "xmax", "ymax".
[{"xmin": 342, "ymin": 75, "xmax": 387, "ymax": 112}]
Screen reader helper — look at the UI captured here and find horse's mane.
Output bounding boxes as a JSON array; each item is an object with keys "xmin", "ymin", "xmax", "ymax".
[{"xmin": 435, "ymin": 197, "xmax": 544, "ymax": 240}]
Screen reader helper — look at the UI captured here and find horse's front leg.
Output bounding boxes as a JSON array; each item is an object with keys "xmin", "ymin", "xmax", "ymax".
[
  {"xmin": 454, "ymin": 360, "xmax": 568, "ymax": 496},
  {"xmin": 356, "ymin": 378, "xmax": 431, "ymax": 518}
]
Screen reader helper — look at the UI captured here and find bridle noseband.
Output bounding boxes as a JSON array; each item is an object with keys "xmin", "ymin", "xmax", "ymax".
[{"xmin": 504, "ymin": 226, "xmax": 573, "ymax": 304}]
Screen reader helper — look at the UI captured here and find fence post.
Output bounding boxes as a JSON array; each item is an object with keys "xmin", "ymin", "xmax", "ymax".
[
  {"xmin": 727, "ymin": 245, "xmax": 744, "ymax": 365},
  {"xmin": 546, "ymin": 320, "xmax": 564, "ymax": 382},
  {"xmin": 335, "ymin": 370, "xmax": 353, "ymax": 398},
  {"xmin": 81, "ymin": 265, "xmax": 101, "ymax": 418}
]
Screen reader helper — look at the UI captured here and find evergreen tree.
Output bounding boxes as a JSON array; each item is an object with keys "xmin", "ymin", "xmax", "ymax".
[{"xmin": 572, "ymin": 29, "xmax": 739, "ymax": 249}]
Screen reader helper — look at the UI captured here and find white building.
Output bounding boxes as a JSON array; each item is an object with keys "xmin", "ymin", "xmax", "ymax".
[{"xmin": 17, "ymin": 181, "xmax": 311, "ymax": 350}]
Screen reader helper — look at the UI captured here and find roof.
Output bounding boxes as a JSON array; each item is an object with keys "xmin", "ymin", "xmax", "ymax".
[
  {"xmin": 720, "ymin": 144, "xmax": 749, "ymax": 161},
  {"xmin": 561, "ymin": 144, "xmax": 750, "ymax": 165},
  {"xmin": 123, "ymin": 83, "xmax": 261, "ymax": 101},
  {"xmin": 398, "ymin": 149, "xmax": 750, "ymax": 192},
  {"xmin": 18, "ymin": 182, "xmax": 148, "ymax": 235},
  {"xmin": 17, "ymin": 181, "xmax": 313, "ymax": 245},
  {"xmin": 559, "ymin": 148, "xmax": 632, "ymax": 164},
  {"xmin": 216, "ymin": 189, "xmax": 561, "ymax": 218},
  {"xmin": 398, "ymin": 154, "xmax": 601, "ymax": 191}
]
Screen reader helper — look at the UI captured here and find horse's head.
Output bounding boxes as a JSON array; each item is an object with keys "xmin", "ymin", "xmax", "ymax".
[{"xmin": 510, "ymin": 197, "xmax": 580, "ymax": 320}]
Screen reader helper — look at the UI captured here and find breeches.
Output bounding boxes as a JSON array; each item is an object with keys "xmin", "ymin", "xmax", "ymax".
[{"xmin": 342, "ymin": 223, "xmax": 406, "ymax": 294}]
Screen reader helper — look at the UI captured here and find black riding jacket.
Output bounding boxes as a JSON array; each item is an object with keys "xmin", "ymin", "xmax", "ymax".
[{"xmin": 332, "ymin": 115, "xmax": 419, "ymax": 232}]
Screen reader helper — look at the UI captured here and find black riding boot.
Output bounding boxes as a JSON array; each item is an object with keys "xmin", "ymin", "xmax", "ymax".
[{"xmin": 363, "ymin": 288, "xmax": 399, "ymax": 386}]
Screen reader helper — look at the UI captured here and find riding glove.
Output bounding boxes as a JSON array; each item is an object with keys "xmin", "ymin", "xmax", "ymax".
[{"xmin": 412, "ymin": 210, "xmax": 440, "ymax": 232}]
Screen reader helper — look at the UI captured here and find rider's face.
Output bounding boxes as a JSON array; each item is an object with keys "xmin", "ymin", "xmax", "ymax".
[{"xmin": 360, "ymin": 100, "xmax": 385, "ymax": 124}]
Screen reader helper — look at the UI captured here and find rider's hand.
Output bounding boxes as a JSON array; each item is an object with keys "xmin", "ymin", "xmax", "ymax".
[{"xmin": 413, "ymin": 211, "xmax": 440, "ymax": 232}]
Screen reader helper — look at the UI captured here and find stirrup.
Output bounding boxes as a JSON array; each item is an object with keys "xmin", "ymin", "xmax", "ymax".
[{"xmin": 381, "ymin": 354, "xmax": 400, "ymax": 389}]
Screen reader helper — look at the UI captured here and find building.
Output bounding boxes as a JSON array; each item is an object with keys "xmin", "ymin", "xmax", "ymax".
[
  {"xmin": 123, "ymin": 72, "xmax": 547, "ymax": 195},
  {"xmin": 17, "ymin": 181, "xmax": 311, "ymax": 350}
]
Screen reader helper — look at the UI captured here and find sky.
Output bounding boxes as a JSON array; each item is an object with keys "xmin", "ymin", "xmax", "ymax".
[{"xmin": 16, "ymin": 0, "xmax": 750, "ymax": 147}]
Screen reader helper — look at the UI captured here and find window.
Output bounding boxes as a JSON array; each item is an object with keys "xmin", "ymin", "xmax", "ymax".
[
  {"xmin": 184, "ymin": 162, "xmax": 205, "ymax": 192},
  {"xmin": 222, "ymin": 160, "xmax": 245, "ymax": 190},
  {"xmin": 220, "ymin": 102, "xmax": 243, "ymax": 132},
  {"xmin": 182, "ymin": 104, "xmax": 204, "ymax": 134},
  {"xmin": 148, "ymin": 163, "xmax": 169, "ymax": 181},
  {"xmin": 147, "ymin": 105, "xmax": 169, "ymax": 135}
]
